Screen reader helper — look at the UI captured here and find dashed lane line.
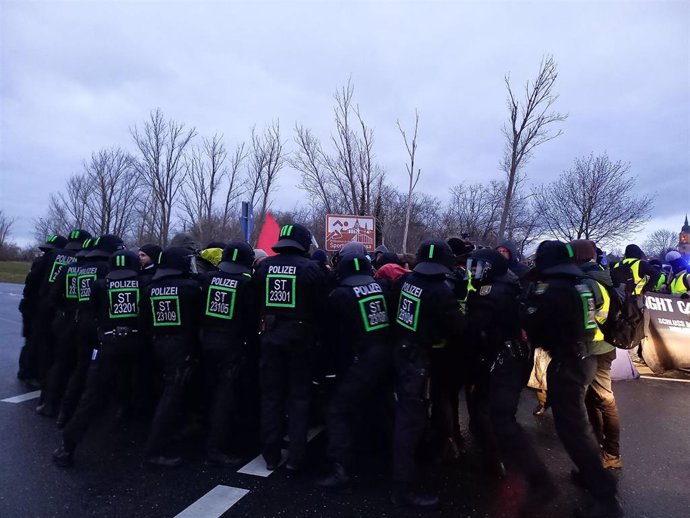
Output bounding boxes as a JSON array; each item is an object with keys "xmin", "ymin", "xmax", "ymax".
[
  {"xmin": 640, "ymin": 375, "xmax": 690, "ymax": 384},
  {"xmin": 174, "ymin": 485, "xmax": 249, "ymax": 518},
  {"xmin": 237, "ymin": 425, "xmax": 324, "ymax": 477},
  {"xmin": 1, "ymin": 390, "xmax": 41, "ymax": 403}
]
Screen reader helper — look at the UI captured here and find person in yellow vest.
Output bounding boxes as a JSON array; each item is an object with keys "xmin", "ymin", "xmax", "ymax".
[
  {"xmin": 665, "ymin": 251, "xmax": 690, "ymax": 294},
  {"xmin": 611, "ymin": 244, "xmax": 661, "ymax": 296},
  {"xmin": 571, "ymin": 240, "xmax": 622, "ymax": 470}
]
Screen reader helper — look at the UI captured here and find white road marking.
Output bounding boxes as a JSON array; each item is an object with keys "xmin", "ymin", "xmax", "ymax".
[
  {"xmin": 1, "ymin": 390, "xmax": 41, "ymax": 403},
  {"xmin": 640, "ymin": 375, "xmax": 690, "ymax": 384},
  {"xmin": 238, "ymin": 425, "xmax": 324, "ymax": 477},
  {"xmin": 0, "ymin": 315, "xmax": 21, "ymax": 325},
  {"xmin": 175, "ymin": 485, "xmax": 249, "ymax": 518}
]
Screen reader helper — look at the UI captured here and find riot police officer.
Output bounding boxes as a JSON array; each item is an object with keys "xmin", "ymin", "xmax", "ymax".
[
  {"xmin": 57, "ymin": 235, "xmax": 124, "ymax": 428},
  {"xmin": 524, "ymin": 241, "xmax": 622, "ymax": 518},
  {"xmin": 465, "ymin": 249, "xmax": 553, "ymax": 511},
  {"xmin": 142, "ymin": 246, "xmax": 202, "ymax": 468},
  {"xmin": 18, "ymin": 234, "xmax": 68, "ymax": 384},
  {"xmin": 316, "ymin": 253, "xmax": 392, "ymax": 493},
  {"xmin": 197, "ymin": 241, "xmax": 258, "ymax": 466},
  {"xmin": 253, "ymin": 223, "xmax": 327, "ymax": 471},
  {"xmin": 390, "ymin": 239, "xmax": 464, "ymax": 510},
  {"xmin": 36, "ymin": 235, "xmax": 93, "ymax": 417},
  {"xmin": 52, "ymin": 250, "xmax": 146, "ymax": 467}
]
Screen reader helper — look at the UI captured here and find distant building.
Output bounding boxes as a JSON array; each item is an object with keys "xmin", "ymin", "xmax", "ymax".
[{"xmin": 679, "ymin": 215, "xmax": 690, "ymax": 258}]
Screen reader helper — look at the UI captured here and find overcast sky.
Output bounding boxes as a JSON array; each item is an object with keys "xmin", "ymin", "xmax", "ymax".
[{"xmin": 1, "ymin": 0, "xmax": 688, "ymax": 249}]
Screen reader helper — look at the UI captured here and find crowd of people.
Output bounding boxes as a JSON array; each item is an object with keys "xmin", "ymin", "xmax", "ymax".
[{"xmin": 15, "ymin": 224, "xmax": 690, "ymax": 518}]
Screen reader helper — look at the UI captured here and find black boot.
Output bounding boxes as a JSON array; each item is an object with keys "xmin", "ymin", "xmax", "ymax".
[
  {"xmin": 56, "ymin": 410, "xmax": 71, "ymax": 429},
  {"xmin": 143, "ymin": 455, "xmax": 183, "ymax": 469},
  {"xmin": 206, "ymin": 449, "xmax": 242, "ymax": 467},
  {"xmin": 391, "ymin": 486, "xmax": 440, "ymax": 510},
  {"xmin": 52, "ymin": 444, "xmax": 74, "ymax": 468},
  {"xmin": 316, "ymin": 463, "xmax": 352, "ymax": 494},
  {"xmin": 36, "ymin": 402, "xmax": 58, "ymax": 417}
]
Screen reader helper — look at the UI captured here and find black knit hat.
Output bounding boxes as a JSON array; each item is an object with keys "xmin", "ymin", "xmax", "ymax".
[
  {"xmin": 219, "ymin": 241, "xmax": 255, "ymax": 274},
  {"xmin": 534, "ymin": 240, "xmax": 576, "ymax": 271},
  {"xmin": 414, "ymin": 239, "xmax": 454, "ymax": 275},
  {"xmin": 139, "ymin": 244, "xmax": 162, "ymax": 264}
]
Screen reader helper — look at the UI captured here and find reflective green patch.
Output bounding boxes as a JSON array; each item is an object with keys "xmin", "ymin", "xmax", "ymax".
[
  {"xmin": 266, "ymin": 274, "xmax": 296, "ymax": 308},
  {"xmin": 396, "ymin": 291, "xmax": 421, "ymax": 331},
  {"xmin": 151, "ymin": 295, "xmax": 181, "ymax": 326},
  {"xmin": 358, "ymin": 294, "xmax": 389, "ymax": 332},
  {"xmin": 205, "ymin": 286, "xmax": 237, "ymax": 320},
  {"xmin": 108, "ymin": 288, "xmax": 140, "ymax": 318}
]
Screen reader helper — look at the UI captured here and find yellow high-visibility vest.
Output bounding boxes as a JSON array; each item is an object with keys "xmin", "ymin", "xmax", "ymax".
[
  {"xmin": 614, "ymin": 258, "xmax": 646, "ymax": 295},
  {"xmin": 593, "ymin": 281, "xmax": 610, "ymax": 342},
  {"xmin": 670, "ymin": 272, "xmax": 690, "ymax": 294}
]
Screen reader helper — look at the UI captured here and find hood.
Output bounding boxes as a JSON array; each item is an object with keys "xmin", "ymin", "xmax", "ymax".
[
  {"xmin": 498, "ymin": 240, "xmax": 520, "ymax": 265},
  {"xmin": 525, "ymin": 262, "xmax": 585, "ymax": 280},
  {"xmin": 490, "ymin": 269, "xmax": 521, "ymax": 288},
  {"xmin": 340, "ymin": 242, "xmax": 368, "ymax": 257},
  {"xmin": 581, "ymin": 262, "xmax": 613, "ymax": 287},
  {"xmin": 570, "ymin": 239, "xmax": 597, "ymax": 264},
  {"xmin": 625, "ymin": 244, "xmax": 645, "ymax": 259},
  {"xmin": 374, "ymin": 263, "xmax": 409, "ymax": 283}
]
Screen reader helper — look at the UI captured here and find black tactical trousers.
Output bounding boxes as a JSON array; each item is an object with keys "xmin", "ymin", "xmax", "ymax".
[
  {"xmin": 260, "ymin": 323, "xmax": 313, "ymax": 466},
  {"xmin": 488, "ymin": 355, "xmax": 550, "ymax": 485},
  {"xmin": 392, "ymin": 345, "xmax": 430, "ymax": 484},
  {"xmin": 33, "ymin": 304, "xmax": 59, "ymax": 382},
  {"xmin": 429, "ymin": 347, "xmax": 462, "ymax": 448},
  {"xmin": 200, "ymin": 343, "xmax": 245, "ymax": 453},
  {"xmin": 547, "ymin": 354, "xmax": 617, "ymax": 498},
  {"xmin": 326, "ymin": 344, "xmax": 391, "ymax": 471},
  {"xmin": 63, "ymin": 336, "xmax": 139, "ymax": 449},
  {"xmin": 60, "ymin": 319, "xmax": 98, "ymax": 420},
  {"xmin": 145, "ymin": 336, "xmax": 193, "ymax": 456},
  {"xmin": 40, "ymin": 312, "xmax": 78, "ymax": 406}
]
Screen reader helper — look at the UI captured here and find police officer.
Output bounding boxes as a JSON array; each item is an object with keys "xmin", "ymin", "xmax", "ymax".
[
  {"xmin": 58, "ymin": 234, "xmax": 124, "ymax": 427},
  {"xmin": 524, "ymin": 241, "xmax": 622, "ymax": 518},
  {"xmin": 316, "ymin": 254, "xmax": 392, "ymax": 493},
  {"xmin": 18, "ymin": 234, "xmax": 68, "ymax": 384},
  {"xmin": 465, "ymin": 249, "xmax": 553, "ymax": 510},
  {"xmin": 52, "ymin": 250, "xmax": 146, "ymax": 467},
  {"xmin": 36, "ymin": 236, "xmax": 93, "ymax": 417},
  {"xmin": 142, "ymin": 246, "xmax": 201, "ymax": 468},
  {"xmin": 31, "ymin": 232, "xmax": 84, "ymax": 383},
  {"xmin": 390, "ymin": 239, "xmax": 463, "ymax": 510},
  {"xmin": 197, "ymin": 241, "xmax": 257, "ymax": 466},
  {"xmin": 253, "ymin": 223, "xmax": 327, "ymax": 471}
]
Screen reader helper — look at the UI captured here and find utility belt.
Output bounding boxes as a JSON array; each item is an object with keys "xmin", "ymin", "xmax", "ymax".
[
  {"xmin": 490, "ymin": 339, "xmax": 531, "ymax": 372},
  {"xmin": 99, "ymin": 326, "xmax": 139, "ymax": 340}
]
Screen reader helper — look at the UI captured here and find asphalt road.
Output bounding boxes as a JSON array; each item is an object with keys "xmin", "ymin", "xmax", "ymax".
[{"xmin": 0, "ymin": 281, "xmax": 689, "ymax": 518}]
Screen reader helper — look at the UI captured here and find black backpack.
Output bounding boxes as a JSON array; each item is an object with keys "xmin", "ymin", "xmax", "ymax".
[{"xmin": 599, "ymin": 284, "xmax": 645, "ymax": 350}]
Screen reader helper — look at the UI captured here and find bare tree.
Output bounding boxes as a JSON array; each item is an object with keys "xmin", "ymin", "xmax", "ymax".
[
  {"xmin": 533, "ymin": 153, "xmax": 653, "ymax": 246},
  {"xmin": 220, "ymin": 142, "xmax": 247, "ymax": 236},
  {"xmin": 247, "ymin": 121, "xmax": 286, "ymax": 238},
  {"xmin": 643, "ymin": 229, "xmax": 678, "ymax": 260},
  {"xmin": 440, "ymin": 182, "xmax": 504, "ymax": 244},
  {"xmin": 0, "ymin": 210, "xmax": 16, "ymax": 249},
  {"xmin": 397, "ymin": 110, "xmax": 421, "ymax": 254},
  {"xmin": 83, "ymin": 148, "xmax": 140, "ymax": 238},
  {"xmin": 498, "ymin": 55, "xmax": 567, "ymax": 241},
  {"xmin": 131, "ymin": 108, "xmax": 196, "ymax": 246},
  {"xmin": 292, "ymin": 80, "xmax": 385, "ymax": 217}
]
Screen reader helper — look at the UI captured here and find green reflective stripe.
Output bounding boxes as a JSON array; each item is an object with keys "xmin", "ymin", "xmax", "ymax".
[
  {"xmin": 158, "ymin": 251, "xmax": 163, "ymax": 264},
  {"xmin": 428, "ymin": 244, "xmax": 435, "ymax": 259},
  {"xmin": 354, "ymin": 258, "xmax": 360, "ymax": 271},
  {"xmin": 232, "ymin": 249, "xmax": 238, "ymax": 261},
  {"xmin": 655, "ymin": 274, "xmax": 666, "ymax": 291},
  {"xmin": 566, "ymin": 243, "xmax": 574, "ymax": 258},
  {"xmin": 280, "ymin": 225, "xmax": 293, "ymax": 237}
]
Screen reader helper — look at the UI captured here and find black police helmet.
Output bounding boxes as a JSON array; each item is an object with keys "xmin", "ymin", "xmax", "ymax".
[
  {"xmin": 447, "ymin": 237, "xmax": 475, "ymax": 259},
  {"xmin": 414, "ymin": 239, "xmax": 454, "ymax": 275},
  {"xmin": 39, "ymin": 234, "xmax": 68, "ymax": 252},
  {"xmin": 205, "ymin": 240, "xmax": 226, "ymax": 250},
  {"xmin": 272, "ymin": 224, "xmax": 312, "ymax": 253},
  {"xmin": 219, "ymin": 241, "xmax": 255, "ymax": 274},
  {"xmin": 153, "ymin": 246, "xmax": 192, "ymax": 280},
  {"xmin": 336, "ymin": 254, "xmax": 374, "ymax": 286},
  {"xmin": 468, "ymin": 248, "xmax": 509, "ymax": 283},
  {"xmin": 534, "ymin": 241, "xmax": 582, "ymax": 275},
  {"xmin": 108, "ymin": 250, "xmax": 140, "ymax": 280},
  {"xmin": 64, "ymin": 229, "xmax": 93, "ymax": 251},
  {"xmin": 87, "ymin": 234, "xmax": 126, "ymax": 258},
  {"xmin": 75, "ymin": 238, "xmax": 96, "ymax": 258}
]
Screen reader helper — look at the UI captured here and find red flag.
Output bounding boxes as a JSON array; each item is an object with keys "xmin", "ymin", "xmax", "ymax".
[{"xmin": 256, "ymin": 212, "xmax": 281, "ymax": 256}]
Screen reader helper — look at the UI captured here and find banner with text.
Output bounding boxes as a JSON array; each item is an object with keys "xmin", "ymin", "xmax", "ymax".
[{"xmin": 641, "ymin": 293, "xmax": 690, "ymax": 373}]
